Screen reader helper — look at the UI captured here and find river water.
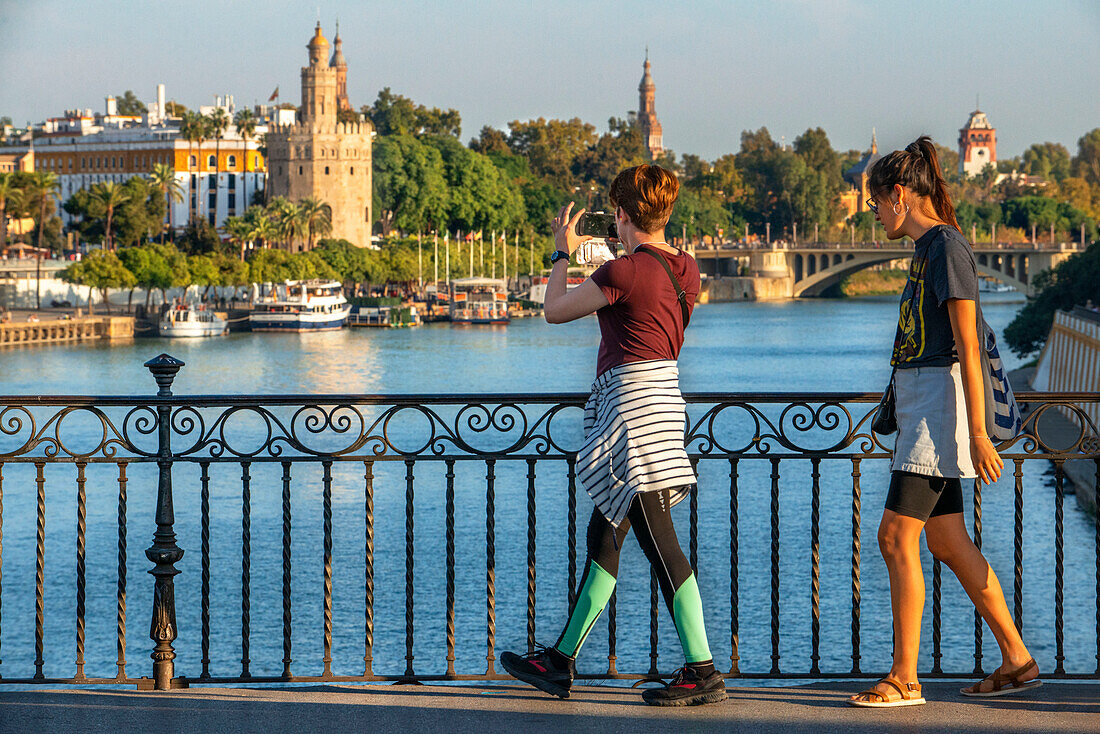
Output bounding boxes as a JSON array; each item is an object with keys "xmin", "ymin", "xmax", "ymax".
[{"xmin": 0, "ymin": 294, "xmax": 1096, "ymax": 683}]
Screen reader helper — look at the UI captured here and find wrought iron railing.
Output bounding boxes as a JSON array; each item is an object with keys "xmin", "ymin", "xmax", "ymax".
[{"xmin": 0, "ymin": 355, "xmax": 1096, "ymax": 689}]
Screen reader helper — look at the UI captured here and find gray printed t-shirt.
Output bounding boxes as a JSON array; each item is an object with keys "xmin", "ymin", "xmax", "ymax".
[{"xmin": 891, "ymin": 224, "xmax": 979, "ymax": 368}]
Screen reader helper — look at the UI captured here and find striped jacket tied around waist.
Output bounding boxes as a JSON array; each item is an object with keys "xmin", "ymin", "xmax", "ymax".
[{"xmin": 578, "ymin": 360, "xmax": 696, "ymax": 527}]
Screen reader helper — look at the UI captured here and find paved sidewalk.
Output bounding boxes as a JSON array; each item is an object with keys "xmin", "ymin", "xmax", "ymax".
[{"xmin": 0, "ymin": 682, "xmax": 1096, "ymax": 734}]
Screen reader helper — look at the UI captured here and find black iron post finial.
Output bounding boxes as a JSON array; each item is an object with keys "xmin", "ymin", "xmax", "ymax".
[{"xmin": 143, "ymin": 354, "xmax": 187, "ymax": 690}]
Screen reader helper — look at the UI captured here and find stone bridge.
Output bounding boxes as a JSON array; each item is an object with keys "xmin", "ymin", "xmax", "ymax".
[{"xmin": 694, "ymin": 242, "xmax": 1081, "ymax": 299}]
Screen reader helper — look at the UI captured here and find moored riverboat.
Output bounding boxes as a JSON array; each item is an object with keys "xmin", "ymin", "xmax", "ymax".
[
  {"xmin": 249, "ymin": 280, "xmax": 350, "ymax": 332},
  {"xmin": 449, "ymin": 277, "xmax": 510, "ymax": 324},
  {"xmin": 158, "ymin": 304, "xmax": 227, "ymax": 338}
]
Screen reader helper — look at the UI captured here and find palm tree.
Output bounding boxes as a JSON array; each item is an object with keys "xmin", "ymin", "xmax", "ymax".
[
  {"xmin": 91, "ymin": 181, "xmax": 130, "ymax": 251},
  {"xmin": 234, "ymin": 108, "xmax": 257, "ymax": 208},
  {"xmin": 299, "ymin": 197, "xmax": 332, "ymax": 250},
  {"xmin": 150, "ymin": 163, "xmax": 184, "ymax": 243},
  {"xmin": 0, "ymin": 172, "xmax": 22, "ymax": 254},
  {"xmin": 207, "ymin": 108, "xmax": 230, "ymax": 226},
  {"xmin": 179, "ymin": 111, "xmax": 203, "ymax": 226},
  {"xmin": 28, "ymin": 171, "xmax": 60, "ymax": 309},
  {"xmin": 266, "ymin": 197, "xmax": 296, "ymax": 250},
  {"xmin": 255, "ymin": 213, "xmax": 277, "ymax": 251},
  {"xmin": 223, "ymin": 215, "xmax": 252, "ymax": 262}
]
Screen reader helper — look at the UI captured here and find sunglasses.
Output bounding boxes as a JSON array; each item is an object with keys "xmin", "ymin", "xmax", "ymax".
[{"xmin": 866, "ymin": 198, "xmax": 879, "ymax": 214}]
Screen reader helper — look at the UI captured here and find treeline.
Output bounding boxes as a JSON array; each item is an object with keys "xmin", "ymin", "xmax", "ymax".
[{"xmin": 59, "ymin": 235, "xmax": 540, "ymax": 312}]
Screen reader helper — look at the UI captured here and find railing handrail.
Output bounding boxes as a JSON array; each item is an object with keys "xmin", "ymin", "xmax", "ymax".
[{"xmin": 1, "ymin": 390, "xmax": 1097, "ymax": 407}]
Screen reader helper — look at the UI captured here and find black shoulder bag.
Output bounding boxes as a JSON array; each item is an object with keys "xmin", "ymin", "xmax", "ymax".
[{"xmin": 639, "ymin": 247, "xmax": 691, "ymax": 327}]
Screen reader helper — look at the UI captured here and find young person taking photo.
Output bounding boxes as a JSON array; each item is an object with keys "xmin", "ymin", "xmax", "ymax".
[
  {"xmin": 848, "ymin": 137, "xmax": 1040, "ymax": 708},
  {"xmin": 499, "ymin": 165, "xmax": 726, "ymax": 707}
]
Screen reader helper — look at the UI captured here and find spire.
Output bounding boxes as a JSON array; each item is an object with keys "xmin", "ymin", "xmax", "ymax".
[
  {"xmin": 639, "ymin": 52, "xmax": 654, "ymax": 91},
  {"xmin": 871, "ymin": 127, "xmax": 877, "ymax": 154},
  {"xmin": 330, "ymin": 19, "xmax": 346, "ymax": 67}
]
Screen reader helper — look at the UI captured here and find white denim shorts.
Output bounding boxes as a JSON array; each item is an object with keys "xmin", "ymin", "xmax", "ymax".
[{"xmin": 891, "ymin": 363, "xmax": 977, "ymax": 479}]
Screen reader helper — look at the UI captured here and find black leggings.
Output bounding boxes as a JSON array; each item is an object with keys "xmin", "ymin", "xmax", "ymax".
[{"xmin": 583, "ymin": 488, "xmax": 693, "ymax": 613}]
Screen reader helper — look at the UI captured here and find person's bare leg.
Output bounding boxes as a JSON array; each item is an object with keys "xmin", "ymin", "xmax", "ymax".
[
  {"xmin": 850, "ymin": 509, "xmax": 926, "ymax": 703},
  {"xmin": 924, "ymin": 512, "xmax": 1037, "ymax": 692}
]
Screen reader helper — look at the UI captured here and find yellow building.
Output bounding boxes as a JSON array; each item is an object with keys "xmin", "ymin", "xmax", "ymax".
[{"xmin": 3, "ymin": 93, "xmax": 267, "ymax": 235}]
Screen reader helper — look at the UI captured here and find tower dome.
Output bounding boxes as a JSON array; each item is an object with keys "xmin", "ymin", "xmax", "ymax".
[
  {"xmin": 330, "ymin": 24, "xmax": 346, "ymax": 67},
  {"xmin": 307, "ymin": 22, "xmax": 329, "ymax": 66}
]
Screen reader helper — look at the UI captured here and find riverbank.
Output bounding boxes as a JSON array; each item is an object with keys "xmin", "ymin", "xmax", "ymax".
[
  {"xmin": 0, "ymin": 309, "xmax": 133, "ymax": 345},
  {"xmin": 838, "ymin": 268, "xmax": 908, "ymax": 297}
]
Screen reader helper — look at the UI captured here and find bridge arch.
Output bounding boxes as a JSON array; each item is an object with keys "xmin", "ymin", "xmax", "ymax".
[{"xmin": 792, "ymin": 251, "xmax": 1030, "ymax": 297}]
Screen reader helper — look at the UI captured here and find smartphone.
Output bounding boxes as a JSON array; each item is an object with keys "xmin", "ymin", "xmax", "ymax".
[{"xmin": 575, "ymin": 212, "xmax": 618, "ymax": 241}]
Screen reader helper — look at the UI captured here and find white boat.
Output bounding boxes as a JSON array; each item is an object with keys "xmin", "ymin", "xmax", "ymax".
[
  {"xmin": 250, "ymin": 280, "xmax": 351, "ymax": 332},
  {"xmin": 526, "ymin": 267, "xmax": 591, "ymax": 304},
  {"xmin": 449, "ymin": 277, "xmax": 510, "ymax": 324},
  {"xmin": 159, "ymin": 304, "xmax": 227, "ymax": 338},
  {"xmin": 978, "ymin": 278, "xmax": 1014, "ymax": 294}
]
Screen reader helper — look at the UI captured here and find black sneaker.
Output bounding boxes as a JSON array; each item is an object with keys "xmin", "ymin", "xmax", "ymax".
[
  {"xmin": 499, "ymin": 644, "xmax": 575, "ymax": 699},
  {"xmin": 642, "ymin": 666, "xmax": 728, "ymax": 707}
]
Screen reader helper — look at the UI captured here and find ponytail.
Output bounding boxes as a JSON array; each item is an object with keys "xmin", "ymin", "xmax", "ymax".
[{"xmin": 868, "ymin": 135, "xmax": 961, "ymax": 232}]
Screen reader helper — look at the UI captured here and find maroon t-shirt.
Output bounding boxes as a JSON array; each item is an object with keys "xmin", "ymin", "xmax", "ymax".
[{"xmin": 589, "ymin": 244, "xmax": 700, "ymax": 376}]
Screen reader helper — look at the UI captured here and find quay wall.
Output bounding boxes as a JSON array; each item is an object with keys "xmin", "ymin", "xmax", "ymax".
[
  {"xmin": 0, "ymin": 315, "xmax": 133, "ymax": 346},
  {"xmin": 1029, "ymin": 307, "xmax": 1100, "ymax": 513},
  {"xmin": 699, "ymin": 275, "xmax": 793, "ymax": 302}
]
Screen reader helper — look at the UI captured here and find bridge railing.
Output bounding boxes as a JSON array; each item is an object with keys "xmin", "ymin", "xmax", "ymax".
[{"xmin": 0, "ymin": 355, "xmax": 1096, "ymax": 689}]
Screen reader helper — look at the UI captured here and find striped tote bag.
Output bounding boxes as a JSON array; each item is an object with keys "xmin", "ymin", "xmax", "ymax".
[{"xmin": 979, "ymin": 317, "xmax": 1023, "ymax": 440}]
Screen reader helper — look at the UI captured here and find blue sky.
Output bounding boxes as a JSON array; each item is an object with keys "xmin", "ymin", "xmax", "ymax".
[{"xmin": 2, "ymin": 0, "xmax": 1097, "ymax": 159}]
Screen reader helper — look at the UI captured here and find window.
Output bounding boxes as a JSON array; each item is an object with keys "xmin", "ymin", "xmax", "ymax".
[
  {"xmin": 189, "ymin": 155, "xmax": 197, "ymax": 168},
  {"xmin": 298, "ymin": 165, "xmax": 303, "ymax": 175},
  {"xmin": 228, "ymin": 154, "xmax": 237, "ymax": 169},
  {"xmin": 207, "ymin": 154, "xmax": 216, "ymax": 168},
  {"xmin": 227, "ymin": 173, "xmax": 236, "ymax": 188},
  {"xmin": 324, "ymin": 166, "xmax": 329, "ymax": 175},
  {"xmin": 350, "ymin": 167, "xmax": 354, "ymax": 175}
]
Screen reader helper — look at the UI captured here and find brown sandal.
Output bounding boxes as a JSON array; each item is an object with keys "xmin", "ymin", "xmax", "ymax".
[
  {"xmin": 848, "ymin": 677, "xmax": 926, "ymax": 708},
  {"xmin": 961, "ymin": 658, "xmax": 1042, "ymax": 697}
]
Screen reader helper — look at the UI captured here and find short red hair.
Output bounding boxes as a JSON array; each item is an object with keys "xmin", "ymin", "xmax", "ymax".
[{"xmin": 609, "ymin": 164, "xmax": 679, "ymax": 233}]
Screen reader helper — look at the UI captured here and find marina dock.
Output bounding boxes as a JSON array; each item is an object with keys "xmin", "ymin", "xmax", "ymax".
[{"xmin": 0, "ymin": 313, "xmax": 133, "ymax": 345}]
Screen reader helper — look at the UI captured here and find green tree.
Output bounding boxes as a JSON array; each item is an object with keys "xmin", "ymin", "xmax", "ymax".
[
  {"xmin": 364, "ymin": 88, "xmax": 461, "ymax": 137},
  {"xmin": 61, "ymin": 249, "xmax": 135, "ymax": 314},
  {"xmin": 114, "ymin": 90, "xmax": 147, "ymax": 116},
  {"xmin": 372, "ymin": 135, "xmax": 449, "ymax": 235},
  {"xmin": 1004, "ymin": 243, "xmax": 1100, "ymax": 356},
  {"xmin": 571, "ymin": 117, "xmax": 648, "ymax": 195},
  {"xmin": 507, "ymin": 117, "xmax": 597, "ymax": 184},
  {"xmin": 469, "ymin": 126, "xmax": 511, "ymax": 154},
  {"xmin": 118, "ymin": 243, "xmax": 190, "ymax": 309},
  {"xmin": 424, "ymin": 135, "xmax": 525, "ymax": 232},
  {"xmin": 1022, "ymin": 142, "xmax": 1071, "ymax": 182},
  {"xmin": 180, "ymin": 111, "xmax": 205, "ymax": 224},
  {"xmin": 223, "ymin": 215, "xmax": 253, "ymax": 261},
  {"xmin": 164, "ymin": 100, "xmax": 188, "ymax": 117},
  {"xmin": 234, "ymin": 108, "xmax": 258, "ymax": 176},
  {"xmin": 1072, "ymin": 128, "xmax": 1100, "ymax": 186}
]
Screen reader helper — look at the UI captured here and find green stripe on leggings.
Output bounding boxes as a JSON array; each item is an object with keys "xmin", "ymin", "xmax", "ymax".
[
  {"xmin": 554, "ymin": 560, "xmax": 616, "ymax": 658},
  {"xmin": 671, "ymin": 573, "xmax": 712, "ymax": 663}
]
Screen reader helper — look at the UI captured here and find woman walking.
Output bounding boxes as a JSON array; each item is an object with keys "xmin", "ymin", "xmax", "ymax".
[
  {"xmin": 848, "ymin": 137, "xmax": 1040, "ymax": 707},
  {"xmin": 499, "ymin": 165, "xmax": 726, "ymax": 707}
]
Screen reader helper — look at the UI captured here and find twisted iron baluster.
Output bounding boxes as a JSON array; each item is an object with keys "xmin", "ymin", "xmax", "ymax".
[
  {"xmin": 281, "ymin": 461, "xmax": 292, "ymax": 679},
  {"xmin": 115, "ymin": 463, "xmax": 128, "ymax": 681},
  {"xmin": 445, "ymin": 459, "xmax": 456, "ymax": 677},
  {"xmin": 199, "ymin": 461, "xmax": 211, "ymax": 680},
  {"xmin": 567, "ymin": 455, "xmax": 577, "ymax": 608},
  {"xmin": 526, "ymin": 459, "xmax": 537, "ymax": 652},
  {"xmin": 729, "ymin": 457, "xmax": 740, "ymax": 677},
  {"xmin": 809, "ymin": 457, "xmax": 821, "ymax": 675},
  {"xmin": 0, "ymin": 462, "xmax": 4, "ymax": 677},
  {"xmin": 1013, "ymin": 459, "xmax": 1024, "ymax": 632},
  {"xmin": 769, "ymin": 457, "xmax": 781, "ymax": 674},
  {"xmin": 485, "ymin": 459, "xmax": 496, "ymax": 675},
  {"xmin": 850, "ymin": 457, "xmax": 862, "ymax": 675},
  {"xmin": 241, "ymin": 461, "xmax": 252, "ymax": 679},
  {"xmin": 34, "ymin": 461, "xmax": 45, "ymax": 680},
  {"xmin": 75, "ymin": 462, "xmax": 87, "ymax": 680},
  {"xmin": 931, "ymin": 559, "xmax": 942, "ymax": 674},
  {"xmin": 363, "ymin": 461, "xmax": 375, "ymax": 677},
  {"xmin": 1094, "ymin": 458, "xmax": 1099, "ymax": 675},
  {"xmin": 690, "ymin": 459, "xmax": 699, "ymax": 572},
  {"xmin": 607, "ymin": 590, "xmax": 618, "ymax": 675},
  {"xmin": 1054, "ymin": 460, "xmax": 1065, "ymax": 675},
  {"xmin": 972, "ymin": 478, "xmax": 983, "ymax": 675},
  {"xmin": 323, "ymin": 461, "xmax": 334, "ymax": 679},
  {"xmin": 402, "ymin": 459, "xmax": 414, "ymax": 679},
  {"xmin": 648, "ymin": 569, "xmax": 659, "ymax": 677}
]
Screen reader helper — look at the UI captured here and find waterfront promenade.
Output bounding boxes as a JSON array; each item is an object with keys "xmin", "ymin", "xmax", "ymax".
[{"xmin": 0, "ymin": 682, "xmax": 1095, "ymax": 733}]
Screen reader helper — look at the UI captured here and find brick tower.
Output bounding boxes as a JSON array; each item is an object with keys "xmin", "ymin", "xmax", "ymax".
[
  {"xmin": 958, "ymin": 106, "xmax": 997, "ymax": 178},
  {"xmin": 331, "ymin": 23, "xmax": 350, "ymax": 111},
  {"xmin": 265, "ymin": 22, "xmax": 373, "ymax": 249},
  {"xmin": 637, "ymin": 51, "xmax": 664, "ymax": 159}
]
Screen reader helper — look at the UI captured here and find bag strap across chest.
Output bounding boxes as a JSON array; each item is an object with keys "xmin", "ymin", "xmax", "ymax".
[{"xmin": 639, "ymin": 247, "xmax": 690, "ymax": 327}]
